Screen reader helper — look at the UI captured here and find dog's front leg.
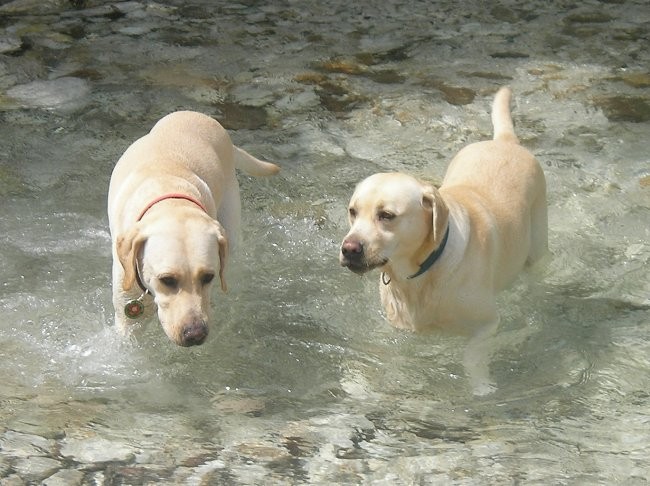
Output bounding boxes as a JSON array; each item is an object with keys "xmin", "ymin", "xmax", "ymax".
[
  {"xmin": 111, "ymin": 258, "xmax": 144, "ymax": 337},
  {"xmin": 463, "ymin": 315, "xmax": 500, "ymax": 396}
]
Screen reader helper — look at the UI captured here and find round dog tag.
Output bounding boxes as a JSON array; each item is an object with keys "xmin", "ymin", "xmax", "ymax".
[{"xmin": 124, "ymin": 299, "xmax": 145, "ymax": 319}]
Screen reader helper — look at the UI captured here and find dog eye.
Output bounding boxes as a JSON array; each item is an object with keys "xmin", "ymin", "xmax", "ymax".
[
  {"xmin": 378, "ymin": 210, "xmax": 395, "ymax": 221},
  {"xmin": 159, "ymin": 276, "xmax": 178, "ymax": 289},
  {"xmin": 348, "ymin": 207, "xmax": 357, "ymax": 219},
  {"xmin": 200, "ymin": 273, "xmax": 215, "ymax": 285}
]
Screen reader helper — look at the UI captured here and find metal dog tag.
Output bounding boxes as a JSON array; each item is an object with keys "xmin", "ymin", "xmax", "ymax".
[{"xmin": 124, "ymin": 298, "xmax": 145, "ymax": 319}]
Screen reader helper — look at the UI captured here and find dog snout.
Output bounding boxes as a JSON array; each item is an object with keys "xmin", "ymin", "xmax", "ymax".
[
  {"xmin": 181, "ymin": 321, "xmax": 209, "ymax": 347},
  {"xmin": 341, "ymin": 238, "xmax": 363, "ymax": 260}
]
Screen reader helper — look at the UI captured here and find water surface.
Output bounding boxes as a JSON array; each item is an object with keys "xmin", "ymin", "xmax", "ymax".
[{"xmin": 1, "ymin": 0, "xmax": 649, "ymax": 483}]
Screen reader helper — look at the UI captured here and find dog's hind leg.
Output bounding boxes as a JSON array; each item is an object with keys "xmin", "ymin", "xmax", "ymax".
[
  {"xmin": 527, "ymin": 196, "xmax": 549, "ymax": 266},
  {"xmin": 217, "ymin": 180, "xmax": 242, "ymax": 254}
]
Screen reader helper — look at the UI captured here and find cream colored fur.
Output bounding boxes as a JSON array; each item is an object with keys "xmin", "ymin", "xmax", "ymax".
[
  {"xmin": 108, "ymin": 111, "xmax": 279, "ymax": 346},
  {"xmin": 340, "ymin": 88, "xmax": 547, "ymax": 393}
]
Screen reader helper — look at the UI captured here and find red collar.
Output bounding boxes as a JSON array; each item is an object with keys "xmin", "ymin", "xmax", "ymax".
[{"xmin": 137, "ymin": 193, "xmax": 208, "ymax": 221}]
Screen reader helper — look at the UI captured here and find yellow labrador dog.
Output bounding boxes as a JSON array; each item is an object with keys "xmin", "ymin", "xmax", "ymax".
[
  {"xmin": 108, "ymin": 111, "xmax": 279, "ymax": 346},
  {"xmin": 340, "ymin": 88, "xmax": 547, "ymax": 392}
]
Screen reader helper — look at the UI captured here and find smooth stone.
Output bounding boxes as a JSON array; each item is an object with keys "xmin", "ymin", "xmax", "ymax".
[
  {"xmin": 0, "ymin": 34, "xmax": 22, "ymax": 54},
  {"xmin": 42, "ymin": 469, "xmax": 85, "ymax": 486},
  {"xmin": 6, "ymin": 77, "xmax": 90, "ymax": 110},
  {"xmin": 593, "ymin": 95, "xmax": 650, "ymax": 123},
  {"xmin": 59, "ymin": 437, "xmax": 136, "ymax": 463},
  {"xmin": 13, "ymin": 457, "xmax": 62, "ymax": 482},
  {"xmin": 0, "ymin": 430, "xmax": 55, "ymax": 458}
]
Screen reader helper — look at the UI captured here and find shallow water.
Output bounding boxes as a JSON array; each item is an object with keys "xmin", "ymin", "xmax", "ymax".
[{"xmin": 1, "ymin": 0, "xmax": 649, "ymax": 483}]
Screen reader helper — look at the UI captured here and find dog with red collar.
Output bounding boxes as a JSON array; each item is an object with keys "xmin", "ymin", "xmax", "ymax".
[{"xmin": 108, "ymin": 111, "xmax": 279, "ymax": 346}]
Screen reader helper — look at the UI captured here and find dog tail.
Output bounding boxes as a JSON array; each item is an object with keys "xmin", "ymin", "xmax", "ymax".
[
  {"xmin": 233, "ymin": 146, "xmax": 280, "ymax": 176},
  {"xmin": 491, "ymin": 87, "xmax": 519, "ymax": 144}
]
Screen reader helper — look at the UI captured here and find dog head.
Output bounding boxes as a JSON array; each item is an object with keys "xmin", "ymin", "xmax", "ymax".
[
  {"xmin": 116, "ymin": 209, "xmax": 227, "ymax": 347},
  {"xmin": 340, "ymin": 173, "xmax": 448, "ymax": 278}
]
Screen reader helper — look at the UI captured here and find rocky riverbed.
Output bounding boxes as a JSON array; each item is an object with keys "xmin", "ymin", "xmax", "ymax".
[{"xmin": 1, "ymin": 0, "xmax": 649, "ymax": 483}]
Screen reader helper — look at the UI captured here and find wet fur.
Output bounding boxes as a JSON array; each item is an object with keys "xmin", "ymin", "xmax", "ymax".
[
  {"xmin": 340, "ymin": 88, "xmax": 548, "ymax": 393},
  {"xmin": 108, "ymin": 111, "xmax": 279, "ymax": 346}
]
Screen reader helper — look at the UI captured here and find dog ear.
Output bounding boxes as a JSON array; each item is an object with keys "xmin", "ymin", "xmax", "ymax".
[
  {"xmin": 421, "ymin": 185, "xmax": 449, "ymax": 244},
  {"xmin": 212, "ymin": 221, "xmax": 229, "ymax": 292},
  {"xmin": 116, "ymin": 224, "xmax": 147, "ymax": 292}
]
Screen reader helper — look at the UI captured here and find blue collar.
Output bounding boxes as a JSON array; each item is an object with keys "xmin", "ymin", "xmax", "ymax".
[{"xmin": 407, "ymin": 225, "xmax": 450, "ymax": 280}]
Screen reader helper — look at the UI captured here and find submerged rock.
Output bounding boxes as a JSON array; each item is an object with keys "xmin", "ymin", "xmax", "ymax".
[
  {"xmin": 294, "ymin": 72, "xmax": 368, "ymax": 116},
  {"xmin": 6, "ymin": 77, "xmax": 90, "ymax": 111},
  {"xmin": 214, "ymin": 101, "xmax": 269, "ymax": 130},
  {"xmin": 0, "ymin": 0, "xmax": 68, "ymax": 15},
  {"xmin": 13, "ymin": 457, "xmax": 61, "ymax": 483},
  {"xmin": 0, "ymin": 166, "xmax": 29, "ymax": 197},
  {"xmin": 42, "ymin": 469, "xmax": 85, "ymax": 486},
  {"xmin": 593, "ymin": 95, "xmax": 650, "ymax": 123},
  {"xmin": 619, "ymin": 72, "xmax": 650, "ymax": 88},
  {"xmin": 417, "ymin": 79, "xmax": 476, "ymax": 105},
  {"xmin": 0, "ymin": 34, "xmax": 23, "ymax": 55},
  {"xmin": 59, "ymin": 437, "xmax": 137, "ymax": 464}
]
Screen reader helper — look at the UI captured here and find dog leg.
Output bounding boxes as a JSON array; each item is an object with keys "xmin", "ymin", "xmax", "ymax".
[
  {"xmin": 463, "ymin": 316, "xmax": 500, "ymax": 396},
  {"xmin": 216, "ymin": 181, "xmax": 242, "ymax": 254},
  {"xmin": 527, "ymin": 196, "xmax": 549, "ymax": 265}
]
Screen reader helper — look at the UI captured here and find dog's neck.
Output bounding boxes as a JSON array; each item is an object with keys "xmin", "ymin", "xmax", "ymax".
[
  {"xmin": 381, "ymin": 223, "xmax": 450, "ymax": 285},
  {"xmin": 408, "ymin": 224, "xmax": 450, "ymax": 279},
  {"xmin": 137, "ymin": 193, "xmax": 207, "ymax": 222}
]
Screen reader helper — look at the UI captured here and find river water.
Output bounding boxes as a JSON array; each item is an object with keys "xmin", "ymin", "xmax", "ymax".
[{"xmin": 1, "ymin": 0, "xmax": 649, "ymax": 483}]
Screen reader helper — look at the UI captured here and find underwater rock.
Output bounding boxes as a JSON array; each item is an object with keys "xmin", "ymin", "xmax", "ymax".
[
  {"xmin": 0, "ymin": 430, "xmax": 56, "ymax": 458},
  {"xmin": 619, "ymin": 72, "xmax": 650, "ymax": 88},
  {"xmin": 0, "ymin": 0, "xmax": 68, "ymax": 15},
  {"xmin": 0, "ymin": 166, "xmax": 30, "ymax": 197},
  {"xmin": 561, "ymin": 11, "xmax": 613, "ymax": 39},
  {"xmin": 6, "ymin": 77, "xmax": 90, "ymax": 111},
  {"xmin": 0, "ymin": 34, "xmax": 23, "ymax": 55},
  {"xmin": 490, "ymin": 5, "xmax": 519, "ymax": 23},
  {"xmin": 42, "ymin": 469, "xmax": 85, "ymax": 486},
  {"xmin": 565, "ymin": 11, "xmax": 613, "ymax": 23},
  {"xmin": 437, "ymin": 84, "xmax": 476, "ymax": 105},
  {"xmin": 318, "ymin": 58, "xmax": 366, "ymax": 75},
  {"xmin": 275, "ymin": 88, "xmax": 321, "ymax": 112},
  {"xmin": 59, "ymin": 437, "xmax": 136, "ymax": 463},
  {"xmin": 365, "ymin": 69, "xmax": 405, "ymax": 84},
  {"xmin": 355, "ymin": 46, "xmax": 410, "ymax": 65},
  {"xmin": 593, "ymin": 95, "xmax": 650, "ymax": 123},
  {"xmin": 13, "ymin": 456, "xmax": 62, "ymax": 483},
  {"xmin": 294, "ymin": 72, "xmax": 368, "ymax": 115},
  {"xmin": 460, "ymin": 71, "xmax": 514, "ymax": 81},
  {"xmin": 418, "ymin": 79, "xmax": 476, "ymax": 105},
  {"xmin": 214, "ymin": 101, "xmax": 268, "ymax": 130},
  {"xmin": 490, "ymin": 51, "xmax": 530, "ymax": 59}
]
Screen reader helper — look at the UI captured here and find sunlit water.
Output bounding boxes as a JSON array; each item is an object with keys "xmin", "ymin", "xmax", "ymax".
[{"xmin": 1, "ymin": 0, "xmax": 649, "ymax": 483}]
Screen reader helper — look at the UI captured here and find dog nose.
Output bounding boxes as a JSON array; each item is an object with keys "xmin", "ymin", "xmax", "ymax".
[
  {"xmin": 341, "ymin": 239, "xmax": 363, "ymax": 258},
  {"xmin": 181, "ymin": 321, "xmax": 208, "ymax": 346}
]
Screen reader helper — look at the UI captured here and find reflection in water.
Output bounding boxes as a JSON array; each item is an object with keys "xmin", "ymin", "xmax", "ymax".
[{"xmin": 1, "ymin": 0, "xmax": 649, "ymax": 483}]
